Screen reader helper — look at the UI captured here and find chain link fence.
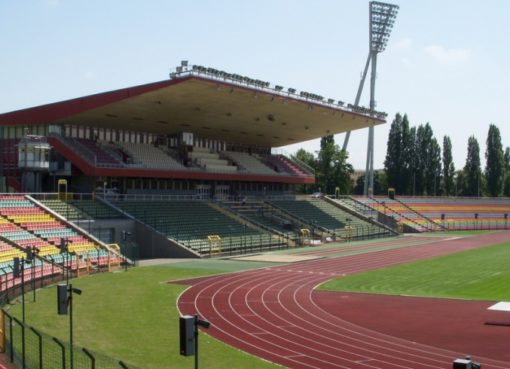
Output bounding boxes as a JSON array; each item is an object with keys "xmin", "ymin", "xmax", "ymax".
[
  {"xmin": 0, "ymin": 263, "xmax": 141, "ymax": 369},
  {"xmin": 3, "ymin": 309, "xmax": 141, "ymax": 369}
]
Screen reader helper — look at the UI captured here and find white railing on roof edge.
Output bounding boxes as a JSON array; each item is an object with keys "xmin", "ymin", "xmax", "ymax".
[{"xmin": 171, "ymin": 69, "xmax": 387, "ymax": 120}]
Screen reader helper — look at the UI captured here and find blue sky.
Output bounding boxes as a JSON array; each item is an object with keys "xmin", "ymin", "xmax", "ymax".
[{"xmin": 1, "ymin": 0, "xmax": 508, "ymax": 170}]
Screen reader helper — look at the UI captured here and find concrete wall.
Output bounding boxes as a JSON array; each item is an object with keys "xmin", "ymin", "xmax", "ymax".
[
  {"xmin": 70, "ymin": 175, "xmax": 97, "ymax": 193},
  {"xmin": 77, "ymin": 218, "xmax": 197, "ymax": 259},
  {"xmin": 134, "ymin": 221, "xmax": 198, "ymax": 259},
  {"xmin": 76, "ymin": 219, "xmax": 136, "ymax": 244}
]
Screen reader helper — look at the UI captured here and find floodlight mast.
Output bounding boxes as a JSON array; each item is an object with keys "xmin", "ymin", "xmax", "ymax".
[{"xmin": 341, "ymin": 1, "xmax": 399, "ymax": 196}]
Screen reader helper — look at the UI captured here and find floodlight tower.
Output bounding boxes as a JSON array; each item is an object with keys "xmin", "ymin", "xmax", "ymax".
[{"xmin": 342, "ymin": 1, "xmax": 399, "ymax": 196}]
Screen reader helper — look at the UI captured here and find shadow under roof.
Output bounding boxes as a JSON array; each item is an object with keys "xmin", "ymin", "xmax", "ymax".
[{"xmin": 0, "ymin": 76, "xmax": 385, "ymax": 147}]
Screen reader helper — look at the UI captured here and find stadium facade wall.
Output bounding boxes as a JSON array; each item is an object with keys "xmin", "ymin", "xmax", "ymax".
[{"xmin": 134, "ymin": 221, "xmax": 199, "ymax": 258}]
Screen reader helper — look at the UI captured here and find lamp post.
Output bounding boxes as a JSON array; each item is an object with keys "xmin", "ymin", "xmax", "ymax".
[
  {"xmin": 13, "ymin": 257, "xmax": 27, "ymax": 324},
  {"xmin": 59, "ymin": 238, "xmax": 69, "ymax": 285},
  {"xmin": 57, "ymin": 283, "xmax": 82, "ymax": 369},
  {"xmin": 193, "ymin": 315, "xmax": 209, "ymax": 369},
  {"xmin": 121, "ymin": 230, "xmax": 132, "ymax": 271},
  {"xmin": 341, "ymin": 1, "xmax": 399, "ymax": 197},
  {"xmin": 13, "ymin": 256, "xmax": 29, "ymax": 369},
  {"xmin": 179, "ymin": 314, "xmax": 210, "ymax": 369},
  {"xmin": 26, "ymin": 246, "xmax": 39, "ymax": 302}
]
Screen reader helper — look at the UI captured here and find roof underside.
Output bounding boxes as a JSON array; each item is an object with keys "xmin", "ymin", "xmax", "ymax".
[{"xmin": 0, "ymin": 76, "xmax": 385, "ymax": 147}]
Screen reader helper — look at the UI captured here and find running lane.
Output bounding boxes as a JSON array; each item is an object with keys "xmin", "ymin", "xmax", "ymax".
[{"xmin": 178, "ymin": 232, "xmax": 510, "ymax": 369}]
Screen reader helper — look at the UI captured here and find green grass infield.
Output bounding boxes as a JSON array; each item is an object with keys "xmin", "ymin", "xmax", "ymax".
[
  {"xmin": 320, "ymin": 240, "xmax": 510, "ymax": 301},
  {"xmin": 8, "ymin": 265, "xmax": 280, "ymax": 369}
]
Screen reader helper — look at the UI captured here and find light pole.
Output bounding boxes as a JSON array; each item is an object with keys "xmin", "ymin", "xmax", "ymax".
[
  {"xmin": 13, "ymin": 257, "xmax": 27, "ymax": 324},
  {"xmin": 193, "ymin": 315, "xmax": 209, "ymax": 369},
  {"xmin": 121, "ymin": 230, "xmax": 132, "ymax": 270},
  {"xmin": 179, "ymin": 314, "xmax": 210, "ymax": 369},
  {"xmin": 27, "ymin": 246, "xmax": 39, "ymax": 302},
  {"xmin": 342, "ymin": 1, "xmax": 399, "ymax": 196},
  {"xmin": 59, "ymin": 238, "xmax": 70, "ymax": 285},
  {"xmin": 57, "ymin": 283, "xmax": 82, "ymax": 369},
  {"xmin": 13, "ymin": 256, "xmax": 30, "ymax": 369}
]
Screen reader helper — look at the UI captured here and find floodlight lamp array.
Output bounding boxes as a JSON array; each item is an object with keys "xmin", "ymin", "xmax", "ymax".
[
  {"xmin": 168, "ymin": 61, "xmax": 388, "ymax": 119},
  {"xmin": 348, "ymin": 104, "xmax": 388, "ymax": 119},
  {"xmin": 369, "ymin": 1, "xmax": 399, "ymax": 53}
]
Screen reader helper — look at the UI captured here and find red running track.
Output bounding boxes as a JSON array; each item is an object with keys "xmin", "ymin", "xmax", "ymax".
[{"xmin": 178, "ymin": 232, "xmax": 510, "ymax": 369}]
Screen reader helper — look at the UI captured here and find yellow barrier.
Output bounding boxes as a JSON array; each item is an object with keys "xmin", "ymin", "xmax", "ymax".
[
  {"xmin": 344, "ymin": 225, "xmax": 353, "ymax": 239},
  {"xmin": 300, "ymin": 228, "xmax": 311, "ymax": 246},
  {"xmin": 208, "ymin": 235, "xmax": 222, "ymax": 256}
]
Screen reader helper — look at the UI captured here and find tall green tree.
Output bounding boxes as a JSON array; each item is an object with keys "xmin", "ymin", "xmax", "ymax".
[
  {"xmin": 330, "ymin": 149, "xmax": 354, "ymax": 194},
  {"xmin": 384, "ymin": 113, "xmax": 404, "ymax": 194},
  {"xmin": 427, "ymin": 137, "xmax": 442, "ymax": 195},
  {"xmin": 316, "ymin": 135, "xmax": 335, "ymax": 193},
  {"xmin": 442, "ymin": 136, "xmax": 455, "ymax": 196},
  {"xmin": 292, "ymin": 148, "xmax": 316, "ymax": 170},
  {"xmin": 384, "ymin": 113, "xmax": 415, "ymax": 195},
  {"xmin": 504, "ymin": 174, "xmax": 510, "ymax": 197},
  {"xmin": 504, "ymin": 147, "xmax": 510, "ymax": 171},
  {"xmin": 414, "ymin": 123, "xmax": 440, "ymax": 195},
  {"xmin": 455, "ymin": 170, "xmax": 466, "ymax": 196},
  {"xmin": 463, "ymin": 136, "xmax": 483, "ymax": 196},
  {"xmin": 485, "ymin": 124, "xmax": 505, "ymax": 197},
  {"xmin": 414, "ymin": 125, "xmax": 427, "ymax": 195},
  {"xmin": 384, "ymin": 113, "xmax": 420, "ymax": 195},
  {"xmin": 316, "ymin": 136, "xmax": 353, "ymax": 194},
  {"xmin": 292, "ymin": 148, "xmax": 317, "ymax": 193},
  {"xmin": 408, "ymin": 126, "xmax": 417, "ymax": 195},
  {"xmin": 353, "ymin": 171, "xmax": 386, "ymax": 195},
  {"xmin": 400, "ymin": 114, "xmax": 414, "ymax": 194},
  {"xmin": 504, "ymin": 147, "xmax": 510, "ymax": 196}
]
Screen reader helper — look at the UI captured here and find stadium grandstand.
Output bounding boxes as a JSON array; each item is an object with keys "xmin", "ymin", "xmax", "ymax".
[
  {"xmin": 1, "ymin": 5, "xmax": 509, "ymax": 369},
  {"xmin": 356, "ymin": 195, "xmax": 510, "ymax": 232},
  {"xmin": 0, "ymin": 62, "xmax": 392, "ymax": 261},
  {"xmin": 1, "ymin": 63, "xmax": 507, "ymax": 265},
  {"xmin": 0, "ymin": 63, "xmax": 402, "ymax": 367}
]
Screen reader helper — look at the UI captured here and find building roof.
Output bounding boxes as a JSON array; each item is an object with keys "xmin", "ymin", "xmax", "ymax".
[{"xmin": 0, "ymin": 75, "xmax": 385, "ymax": 147}]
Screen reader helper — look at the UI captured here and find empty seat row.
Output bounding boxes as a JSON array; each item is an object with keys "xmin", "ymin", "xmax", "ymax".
[
  {"xmin": 113, "ymin": 200, "xmax": 274, "ymax": 253},
  {"xmin": 357, "ymin": 196, "xmax": 510, "ymax": 231}
]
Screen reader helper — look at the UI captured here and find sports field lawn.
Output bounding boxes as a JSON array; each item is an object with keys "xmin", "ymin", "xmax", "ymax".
[
  {"xmin": 320, "ymin": 240, "xmax": 510, "ymax": 301},
  {"xmin": 8, "ymin": 265, "xmax": 280, "ymax": 369}
]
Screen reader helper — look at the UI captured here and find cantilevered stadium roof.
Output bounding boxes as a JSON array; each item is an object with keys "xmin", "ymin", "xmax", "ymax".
[{"xmin": 0, "ymin": 74, "xmax": 385, "ymax": 147}]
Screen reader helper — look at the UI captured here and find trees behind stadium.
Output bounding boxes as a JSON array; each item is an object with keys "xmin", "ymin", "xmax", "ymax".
[
  {"xmin": 292, "ymin": 115, "xmax": 510, "ymax": 197},
  {"xmin": 293, "ymin": 135, "xmax": 354, "ymax": 195},
  {"xmin": 384, "ymin": 114, "xmax": 510, "ymax": 197}
]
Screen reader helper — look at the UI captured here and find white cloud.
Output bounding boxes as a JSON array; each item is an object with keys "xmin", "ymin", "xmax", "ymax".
[
  {"xmin": 424, "ymin": 45, "xmax": 471, "ymax": 65},
  {"xmin": 393, "ymin": 38, "xmax": 413, "ymax": 50}
]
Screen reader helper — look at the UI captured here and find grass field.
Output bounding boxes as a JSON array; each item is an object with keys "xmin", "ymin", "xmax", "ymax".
[
  {"xmin": 8, "ymin": 264, "xmax": 280, "ymax": 369},
  {"xmin": 8, "ymin": 234, "xmax": 507, "ymax": 368},
  {"xmin": 320, "ymin": 240, "xmax": 510, "ymax": 301}
]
